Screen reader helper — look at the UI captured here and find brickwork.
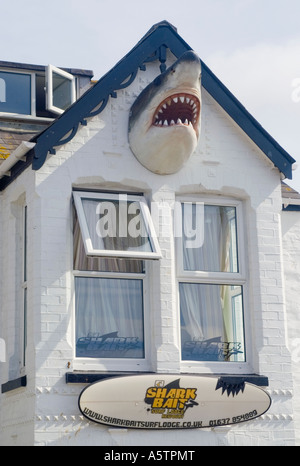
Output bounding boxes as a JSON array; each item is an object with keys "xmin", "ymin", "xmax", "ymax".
[
  {"xmin": 0, "ymin": 66, "xmax": 296, "ymax": 445},
  {"xmin": 281, "ymin": 209, "xmax": 300, "ymax": 445}
]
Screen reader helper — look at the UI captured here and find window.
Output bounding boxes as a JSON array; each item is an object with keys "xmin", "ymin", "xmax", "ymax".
[
  {"xmin": 46, "ymin": 65, "xmax": 76, "ymax": 115},
  {"xmin": 177, "ymin": 198, "xmax": 246, "ymax": 368},
  {"xmin": 0, "ymin": 71, "xmax": 32, "ymax": 115},
  {"xmin": 73, "ymin": 191, "xmax": 161, "ymax": 370},
  {"xmin": 0, "ymin": 65, "xmax": 76, "ymax": 118},
  {"xmin": 73, "ymin": 192, "xmax": 161, "ymax": 260}
]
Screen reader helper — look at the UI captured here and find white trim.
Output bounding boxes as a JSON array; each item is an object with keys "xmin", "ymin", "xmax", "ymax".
[
  {"xmin": 175, "ymin": 195, "xmax": 252, "ymax": 374},
  {"xmin": 72, "ymin": 265, "xmax": 152, "ymax": 373},
  {"xmin": 283, "ymin": 198, "xmax": 300, "ymax": 207},
  {"xmin": 0, "ymin": 113, "xmax": 54, "ymax": 122},
  {"xmin": 0, "ymin": 141, "xmax": 36, "ymax": 179},
  {"xmin": 73, "ymin": 191, "xmax": 162, "ymax": 260},
  {"xmin": 176, "ymin": 196, "xmax": 246, "ymax": 281},
  {"xmin": 46, "ymin": 64, "xmax": 76, "ymax": 115},
  {"xmin": 72, "ymin": 190, "xmax": 158, "ymax": 372},
  {"xmin": 30, "ymin": 72, "xmax": 36, "ymax": 117},
  {"xmin": 0, "ymin": 338, "xmax": 5, "ymax": 363}
]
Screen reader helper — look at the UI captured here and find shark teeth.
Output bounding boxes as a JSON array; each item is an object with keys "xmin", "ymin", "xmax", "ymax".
[{"xmin": 153, "ymin": 93, "xmax": 200, "ymax": 129}]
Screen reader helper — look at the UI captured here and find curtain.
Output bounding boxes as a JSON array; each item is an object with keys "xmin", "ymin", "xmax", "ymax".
[
  {"xmin": 73, "ymin": 205, "xmax": 144, "ymax": 273},
  {"xmin": 180, "ymin": 205, "xmax": 245, "ymax": 362},
  {"xmin": 75, "ymin": 277, "xmax": 144, "ymax": 359},
  {"xmin": 73, "ymin": 200, "xmax": 145, "ymax": 359},
  {"xmin": 182, "ymin": 205, "xmax": 237, "ymax": 272},
  {"xmin": 82, "ymin": 198, "xmax": 152, "ymax": 253}
]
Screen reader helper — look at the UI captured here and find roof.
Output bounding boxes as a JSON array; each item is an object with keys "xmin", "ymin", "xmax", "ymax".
[
  {"xmin": 0, "ymin": 59, "xmax": 93, "ymax": 77},
  {"xmin": 0, "ymin": 20, "xmax": 296, "ymax": 191},
  {"xmin": 282, "ymin": 181, "xmax": 300, "ymax": 211},
  {"xmin": 0, "ymin": 121, "xmax": 50, "ymax": 166},
  {"xmin": 0, "ymin": 60, "xmax": 94, "ymax": 168},
  {"xmin": 0, "ymin": 128, "xmax": 35, "ymax": 161}
]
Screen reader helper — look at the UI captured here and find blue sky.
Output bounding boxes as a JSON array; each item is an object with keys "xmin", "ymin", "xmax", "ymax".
[{"xmin": 2, "ymin": 0, "xmax": 300, "ymax": 191}]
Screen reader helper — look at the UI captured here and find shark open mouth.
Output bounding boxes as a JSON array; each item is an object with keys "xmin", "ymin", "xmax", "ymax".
[
  {"xmin": 128, "ymin": 50, "xmax": 202, "ymax": 174},
  {"xmin": 153, "ymin": 93, "xmax": 200, "ymax": 132}
]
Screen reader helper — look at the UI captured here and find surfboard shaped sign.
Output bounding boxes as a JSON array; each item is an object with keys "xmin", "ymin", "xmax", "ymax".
[{"xmin": 78, "ymin": 374, "xmax": 271, "ymax": 429}]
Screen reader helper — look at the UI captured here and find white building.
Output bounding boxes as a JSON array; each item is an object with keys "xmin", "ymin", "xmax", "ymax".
[{"xmin": 0, "ymin": 21, "xmax": 299, "ymax": 446}]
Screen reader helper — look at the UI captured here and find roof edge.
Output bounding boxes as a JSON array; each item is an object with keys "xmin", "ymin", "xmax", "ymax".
[
  {"xmin": 0, "ymin": 21, "xmax": 296, "ymax": 191},
  {"xmin": 0, "ymin": 60, "xmax": 94, "ymax": 77},
  {"xmin": 201, "ymin": 61, "xmax": 296, "ymax": 178}
]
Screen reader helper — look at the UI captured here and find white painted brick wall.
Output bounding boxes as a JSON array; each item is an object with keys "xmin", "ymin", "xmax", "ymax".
[
  {"xmin": 0, "ymin": 70, "xmax": 296, "ymax": 445},
  {"xmin": 281, "ymin": 209, "xmax": 300, "ymax": 445}
]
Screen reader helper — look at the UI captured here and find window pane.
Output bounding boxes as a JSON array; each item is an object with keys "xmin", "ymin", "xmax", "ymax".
[
  {"xmin": 180, "ymin": 283, "xmax": 245, "ymax": 362},
  {"xmin": 182, "ymin": 204, "xmax": 238, "ymax": 273},
  {"xmin": 0, "ymin": 71, "xmax": 31, "ymax": 114},
  {"xmin": 75, "ymin": 277, "xmax": 144, "ymax": 359},
  {"xmin": 73, "ymin": 206, "xmax": 144, "ymax": 273},
  {"xmin": 52, "ymin": 71, "xmax": 73, "ymax": 110},
  {"xmin": 81, "ymin": 197, "xmax": 153, "ymax": 254}
]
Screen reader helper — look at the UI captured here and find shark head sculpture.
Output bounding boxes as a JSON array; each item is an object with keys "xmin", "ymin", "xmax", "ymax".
[{"xmin": 128, "ymin": 51, "xmax": 201, "ymax": 175}]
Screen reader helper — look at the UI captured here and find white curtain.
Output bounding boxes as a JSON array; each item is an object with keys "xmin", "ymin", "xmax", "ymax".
[
  {"xmin": 182, "ymin": 205, "xmax": 236, "ymax": 272},
  {"xmin": 73, "ymin": 202, "xmax": 145, "ymax": 359},
  {"xmin": 82, "ymin": 198, "xmax": 152, "ymax": 253},
  {"xmin": 73, "ymin": 206, "xmax": 143, "ymax": 273},
  {"xmin": 180, "ymin": 205, "xmax": 244, "ymax": 362},
  {"xmin": 75, "ymin": 277, "xmax": 144, "ymax": 359}
]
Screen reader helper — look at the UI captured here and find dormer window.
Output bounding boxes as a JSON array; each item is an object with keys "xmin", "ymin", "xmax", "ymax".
[{"xmin": 0, "ymin": 64, "xmax": 77, "ymax": 119}]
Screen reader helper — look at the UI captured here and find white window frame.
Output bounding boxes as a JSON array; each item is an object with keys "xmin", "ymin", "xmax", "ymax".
[
  {"xmin": 72, "ymin": 191, "xmax": 160, "ymax": 372},
  {"xmin": 46, "ymin": 64, "xmax": 76, "ymax": 115},
  {"xmin": 73, "ymin": 191, "xmax": 161, "ymax": 260},
  {"xmin": 176, "ymin": 195, "xmax": 253, "ymax": 375},
  {"xmin": 72, "ymin": 269, "xmax": 151, "ymax": 372},
  {"xmin": 21, "ymin": 205, "xmax": 28, "ymax": 370}
]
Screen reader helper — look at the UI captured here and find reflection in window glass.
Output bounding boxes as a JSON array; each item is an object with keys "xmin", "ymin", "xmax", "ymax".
[
  {"xmin": 180, "ymin": 283, "xmax": 245, "ymax": 362},
  {"xmin": 81, "ymin": 197, "xmax": 153, "ymax": 254},
  {"xmin": 75, "ymin": 277, "xmax": 144, "ymax": 359},
  {"xmin": 0, "ymin": 71, "xmax": 31, "ymax": 114},
  {"xmin": 73, "ymin": 206, "xmax": 144, "ymax": 273},
  {"xmin": 52, "ymin": 72, "xmax": 72, "ymax": 111}
]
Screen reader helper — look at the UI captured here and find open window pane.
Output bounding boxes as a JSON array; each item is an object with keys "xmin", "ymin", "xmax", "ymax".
[
  {"xmin": 180, "ymin": 283, "xmax": 245, "ymax": 362},
  {"xmin": 73, "ymin": 192, "xmax": 161, "ymax": 260},
  {"xmin": 75, "ymin": 277, "xmax": 144, "ymax": 359},
  {"xmin": 182, "ymin": 204, "xmax": 238, "ymax": 273},
  {"xmin": 46, "ymin": 65, "xmax": 75, "ymax": 114},
  {"xmin": 0, "ymin": 71, "xmax": 31, "ymax": 115},
  {"xmin": 73, "ymin": 206, "xmax": 144, "ymax": 273}
]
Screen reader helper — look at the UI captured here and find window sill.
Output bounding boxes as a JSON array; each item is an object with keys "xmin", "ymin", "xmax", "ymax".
[
  {"xmin": 1, "ymin": 375, "xmax": 27, "ymax": 393},
  {"xmin": 0, "ymin": 113, "xmax": 54, "ymax": 123},
  {"xmin": 66, "ymin": 371, "xmax": 151, "ymax": 384},
  {"xmin": 66, "ymin": 372, "xmax": 268, "ymax": 387}
]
